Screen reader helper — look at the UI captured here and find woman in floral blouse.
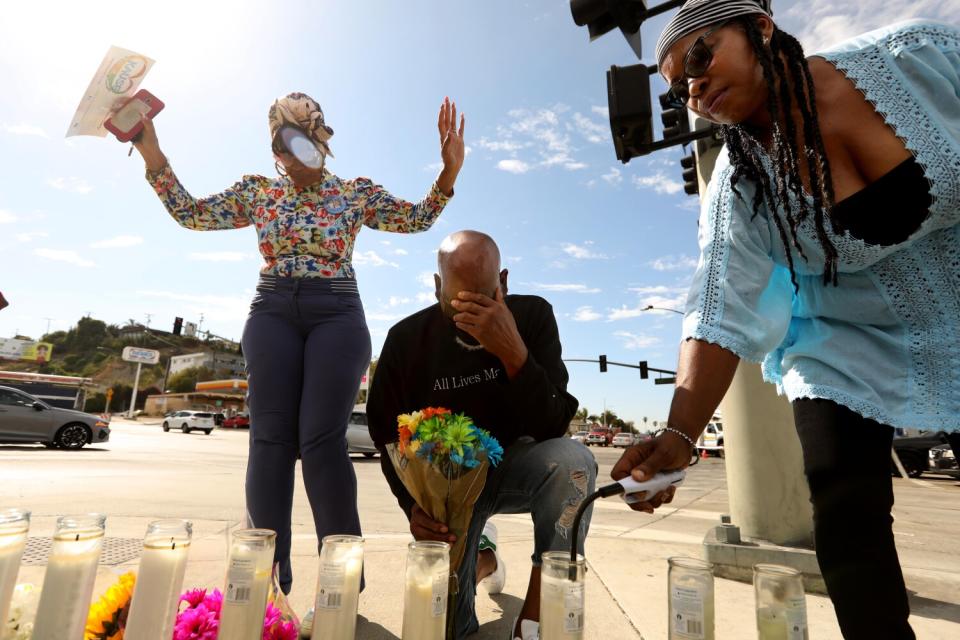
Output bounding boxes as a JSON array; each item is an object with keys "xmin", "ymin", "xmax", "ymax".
[{"xmin": 122, "ymin": 92, "xmax": 465, "ymax": 595}]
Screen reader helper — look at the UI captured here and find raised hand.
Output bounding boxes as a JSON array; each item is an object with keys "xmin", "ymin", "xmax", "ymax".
[{"xmin": 436, "ymin": 97, "xmax": 465, "ymax": 196}]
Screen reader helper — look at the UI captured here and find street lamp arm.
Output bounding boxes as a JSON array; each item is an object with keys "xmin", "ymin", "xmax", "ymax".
[{"xmin": 642, "ymin": 305, "xmax": 684, "ymax": 315}]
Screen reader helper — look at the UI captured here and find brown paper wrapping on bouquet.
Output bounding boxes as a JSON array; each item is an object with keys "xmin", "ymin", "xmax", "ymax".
[{"xmin": 385, "ymin": 443, "xmax": 491, "ymax": 572}]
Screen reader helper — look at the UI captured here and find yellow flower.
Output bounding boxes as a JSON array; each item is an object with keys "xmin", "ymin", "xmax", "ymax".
[
  {"xmin": 398, "ymin": 411, "xmax": 422, "ymax": 435},
  {"xmin": 407, "ymin": 439, "xmax": 422, "ymax": 455},
  {"xmin": 85, "ymin": 572, "xmax": 136, "ymax": 640}
]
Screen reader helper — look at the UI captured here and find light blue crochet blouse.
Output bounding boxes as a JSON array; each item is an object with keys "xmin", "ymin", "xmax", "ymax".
[{"xmin": 683, "ymin": 20, "xmax": 960, "ymax": 430}]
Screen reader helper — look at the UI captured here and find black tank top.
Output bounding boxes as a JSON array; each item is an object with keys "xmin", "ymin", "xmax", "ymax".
[{"xmin": 831, "ymin": 157, "xmax": 931, "ymax": 246}]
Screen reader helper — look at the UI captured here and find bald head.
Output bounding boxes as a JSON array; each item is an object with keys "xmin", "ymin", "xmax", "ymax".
[
  {"xmin": 438, "ymin": 230, "xmax": 501, "ymax": 288},
  {"xmin": 434, "ymin": 230, "xmax": 507, "ymax": 320}
]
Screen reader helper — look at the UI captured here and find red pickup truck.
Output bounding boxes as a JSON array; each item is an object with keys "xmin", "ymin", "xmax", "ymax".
[{"xmin": 585, "ymin": 427, "xmax": 613, "ymax": 447}]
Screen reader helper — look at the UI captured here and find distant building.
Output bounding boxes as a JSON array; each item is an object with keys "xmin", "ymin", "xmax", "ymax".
[{"xmin": 169, "ymin": 352, "xmax": 246, "ymax": 377}]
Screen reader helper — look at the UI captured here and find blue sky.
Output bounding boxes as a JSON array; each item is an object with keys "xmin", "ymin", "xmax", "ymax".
[{"xmin": 1, "ymin": 0, "xmax": 957, "ymax": 425}]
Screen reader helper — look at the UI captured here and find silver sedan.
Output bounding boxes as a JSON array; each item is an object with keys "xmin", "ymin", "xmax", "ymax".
[
  {"xmin": 346, "ymin": 408, "xmax": 378, "ymax": 458},
  {"xmin": 0, "ymin": 385, "xmax": 111, "ymax": 449}
]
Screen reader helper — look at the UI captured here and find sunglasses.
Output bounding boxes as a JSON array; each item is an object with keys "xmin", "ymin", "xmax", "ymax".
[{"xmin": 664, "ymin": 21, "xmax": 730, "ymax": 110}]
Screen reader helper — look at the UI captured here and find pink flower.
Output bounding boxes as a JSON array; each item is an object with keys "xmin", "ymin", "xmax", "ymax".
[
  {"xmin": 173, "ymin": 603, "xmax": 219, "ymax": 640},
  {"xmin": 203, "ymin": 589, "xmax": 223, "ymax": 615},
  {"xmin": 179, "ymin": 588, "xmax": 208, "ymax": 609}
]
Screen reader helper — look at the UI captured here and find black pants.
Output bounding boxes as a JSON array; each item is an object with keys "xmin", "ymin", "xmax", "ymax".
[{"xmin": 793, "ymin": 399, "xmax": 916, "ymax": 640}]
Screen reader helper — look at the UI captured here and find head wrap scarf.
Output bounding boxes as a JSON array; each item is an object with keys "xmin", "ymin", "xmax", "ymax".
[
  {"xmin": 655, "ymin": 0, "xmax": 773, "ymax": 68},
  {"xmin": 268, "ymin": 92, "xmax": 335, "ymax": 159}
]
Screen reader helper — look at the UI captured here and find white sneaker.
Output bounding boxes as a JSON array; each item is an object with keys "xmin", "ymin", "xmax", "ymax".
[
  {"xmin": 511, "ymin": 617, "xmax": 540, "ymax": 640},
  {"xmin": 479, "ymin": 521, "xmax": 506, "ymax": 594}
]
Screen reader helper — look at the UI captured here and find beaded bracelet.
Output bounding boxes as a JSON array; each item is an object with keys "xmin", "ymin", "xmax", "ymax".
[{"xmin": 656, "ymin": 427, "xmax": 699, "ymax": 464}]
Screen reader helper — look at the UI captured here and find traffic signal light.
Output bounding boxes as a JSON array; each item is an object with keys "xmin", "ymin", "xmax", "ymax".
[
  {"xmin": 681, "ymin": 153, "xmax": 699, "ymax": 195},
  {"xmin": 639, "ymin": 361, "xmax": 649, "ymax": 379},
  {"xmin": 173, "ymin": 317, "xmax": 183, "ymax": 336},
  {"xmin": 599, "ymin": 355, "xmax": 608, "ymax": 373},
  {"xmin": 659, "ymin": 92, "xmax": 692, "ymax": 140},
  {"xmin": 570, "ymin": 0, "xmax": 646, "ymax": 57},
  {"xmin": 607, "ymin": 64, "xmax": 655, "ymax": 163}
]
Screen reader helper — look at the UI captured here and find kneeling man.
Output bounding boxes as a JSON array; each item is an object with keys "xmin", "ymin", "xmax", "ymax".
[{"xmin": 368, "ymin": 230, "xmax": 597, "ymax": 640}]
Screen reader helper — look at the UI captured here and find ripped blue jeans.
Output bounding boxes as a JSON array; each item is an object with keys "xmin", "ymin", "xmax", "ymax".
[{"xmin": 453, "ymin": 436, "xmax": 597, "ymax": 638}]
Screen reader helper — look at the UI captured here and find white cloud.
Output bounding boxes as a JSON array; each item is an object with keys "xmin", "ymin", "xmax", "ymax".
[
  {"xmin": 393, "ymin": 248, "xmax": 409, "ymax": 256},
  {"xmin": 418, "ymin": 271, "xmax": 436, "ymax": 289},
  {"xmin": 608, "ymin": 305, "xmax": 646, "ymax": 321},
  {"xmin": 34, "ymin": 248, "xmax": 95, "ymax": 268},
  {"xmin": 632, "ymin": 172, "xmax": 683, "ymax": 195},
  {"xmin": 527, "ymin": 283, "xmax": 601, "ymax": 294},
  {"xmin": 562, "ymin": 242, "xmax": 606, "ymax": 260},
  {"xmin": 591, "ymin": 105, "xmax": 609, "ymax": 119},
  {"xmin": 16, "ymin": 231, "xmax": 48, "ymax": 242},
  {"xmin": 90, "ymin": 235, "xmax": 144, "ymax": 249},
  {"xmin": 388, "ymin": 296, "xmax": 411, "ymax": 307},
  {"xmin": 0, "ymin": 209, "xmax": 17, "ymax": 224},
  {"xmin": 353, "ymin": 251, "xmax": 399, "ymax": 268},
  {"xmin": 572, "ymin": 112, "xmax": 607, "ymax": 144},
  {"xmin": 783, "ymin": 0, "xmax": 960, "ymax": 53},
  {"xmin": 627, "ymin": 285, "xmax": 674, "ymax": 295},
  {"xmin": 497, "ymin": 159, "xmax": 531, "ymax": 174},
  {"xmin": 416, "ymin": 291, "xmax": 436, "ymax": 304},
  {"xmin": 601, "ymin": 167, "xmax": 623, "ymax": 186},
  {"xmin": 188, "ymin": 251, "xmax": 250, "ymax": 262},
  {"xmin": 46, "ymin": 177, "xmax": 93, "ymax": 194},
  {"xmin": 649, "ymin": 255, "xmax": 698, "ymax": 272},
  {"xmin": 2, "ymin": 122, "xmax": 48, "ymax": 138},
  {"xmin": 482, "ymin": 105, "xmax": 591, "ymax": 173},
  {"xmin": 477, "ymin": 138, "xmax": 527, "ymax": 153},
  {"xmin": 572, "ymin": 306, "xmax": 602, "ymax": 322},
  {"xmin": 614, "ymin": 331, "xmax": 660, "ymax": 350}
]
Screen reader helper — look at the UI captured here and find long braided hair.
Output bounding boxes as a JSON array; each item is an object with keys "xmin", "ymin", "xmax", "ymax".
[{"xmin": 720, "ymin": 16, "xmax": 840, "ymax": 288}]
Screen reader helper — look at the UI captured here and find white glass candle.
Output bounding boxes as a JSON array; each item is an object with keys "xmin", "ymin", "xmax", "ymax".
[
  {"xmin": 0, "ymin": 509, "xmax": 30, "ymax": 629},
  {"xmin": 31, "ymin": 514, "xmax": 107, "ymax": 640},
  {"xmin": 754, "ymin": 564, "xmax": 808, "ymax": 640},
  {"xmin": 310, "ymin": 534, "xmax": 364, "ymax": 640},
  {"xmin": 667, "ymin": 557, "xmax": 714, "ymax": 640},
  {"xmin": 218, "ymin": 528, "xmax": 276, "ymax": 640},
  {"xmin": 540, "ymin": 551, "xmax": 586, "ymax": 640},
  {"xmin": 124, "ymin": 519, "xmax": 193, "ymax": 640},
  {"xmin": 401, "ymin": 541, "xmax": 450, "ymax": 640}
]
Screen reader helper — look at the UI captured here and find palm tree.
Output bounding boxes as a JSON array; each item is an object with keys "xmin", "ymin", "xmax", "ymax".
[{"xmin": 575, "ymin": 407, "xmax": 589, "ymax": 422}]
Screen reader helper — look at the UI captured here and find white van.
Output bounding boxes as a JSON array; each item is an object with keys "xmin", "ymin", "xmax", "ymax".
[{"xmin": 697, "ymin": 422, "xmax": 724, "ymax": 457}]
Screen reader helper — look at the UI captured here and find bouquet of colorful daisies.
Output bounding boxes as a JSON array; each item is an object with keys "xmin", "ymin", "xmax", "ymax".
[{"xmin": 387, "ymin": 407, "xmax": 503, "ymax": 572}]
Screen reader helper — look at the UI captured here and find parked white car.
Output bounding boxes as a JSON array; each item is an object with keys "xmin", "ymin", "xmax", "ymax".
[
  {"xmin": 162, "ymin": 410, "xmax": 217, "ymax": 435},
  {"xmin": 570, "ymin": 431, "xmax": 589, "ymax": 443},
  {"xmin": 612, "ymin": 432, "xmax": 636, "ymax": 448}
]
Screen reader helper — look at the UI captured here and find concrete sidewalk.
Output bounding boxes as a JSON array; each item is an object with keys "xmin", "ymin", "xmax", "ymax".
[{"xmin": 6, "ymin": 420, "xmax": 959, "ymax": 638}]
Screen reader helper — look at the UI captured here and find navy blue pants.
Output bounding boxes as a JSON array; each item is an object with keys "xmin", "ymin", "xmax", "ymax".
[{"xmin": 241, "ymin": 275, "xmax": 371, "ymax": 593}]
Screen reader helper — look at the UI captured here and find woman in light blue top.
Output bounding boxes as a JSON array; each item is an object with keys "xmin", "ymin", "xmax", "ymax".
[{"xmin": 611, "ymin": 1, "xmax": 959, "ymax": 637}]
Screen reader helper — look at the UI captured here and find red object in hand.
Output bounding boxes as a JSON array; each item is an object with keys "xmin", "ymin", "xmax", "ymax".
[{"xmin": 104, "ymin": 89, "xmax": 164, "ymax": 142}]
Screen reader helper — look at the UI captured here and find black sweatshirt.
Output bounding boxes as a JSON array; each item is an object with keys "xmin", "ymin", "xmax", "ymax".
[{"xmin": 367, "ymin": 294, "xmax": 579, "ymax": 518}]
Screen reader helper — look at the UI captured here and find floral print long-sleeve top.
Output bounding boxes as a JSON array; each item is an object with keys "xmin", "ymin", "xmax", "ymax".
[{"xmin": 147, "ymin": 165, "xmax": 450, "ymax": 278}]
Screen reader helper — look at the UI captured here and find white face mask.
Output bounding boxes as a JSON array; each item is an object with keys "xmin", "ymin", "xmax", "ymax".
[{"xmin": 278, "ymin": 125, "xmax": 325, "ymax": 169}]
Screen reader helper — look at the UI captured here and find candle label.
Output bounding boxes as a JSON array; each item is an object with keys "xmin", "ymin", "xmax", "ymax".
[
  {"xmin": 225, "ymin": 557, "xmax": 255, "ymax": 604},
  {"xmin": 671, "ymin": 586, "xmax": 705, "ymax": 639},
  {"xmin": 316, "ymin": 561, "xmax": 345, "ymax": 610},
  {"xmin": 564, "ymin": 581, "xmax": 585, "ymax": 633},
  {"xmin": 786, "ymin": 597, "xmax": 807, "ymax": 640},
  {"xmin": 431, "ymin": 570, "xmax": 448, "ymax": 618}
]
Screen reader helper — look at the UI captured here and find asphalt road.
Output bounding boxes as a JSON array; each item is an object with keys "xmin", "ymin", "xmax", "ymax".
[{"xmin": 3, "ymin": 421, "xmax": 958, "ymax": 638}]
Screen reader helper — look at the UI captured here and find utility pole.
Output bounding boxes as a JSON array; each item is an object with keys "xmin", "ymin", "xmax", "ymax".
[{"xmin": 42, "ymin": 317, "xmax": 53, "ymax": 336}]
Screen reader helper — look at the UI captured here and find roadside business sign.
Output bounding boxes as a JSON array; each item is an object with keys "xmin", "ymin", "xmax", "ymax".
[{"xmin": 122, "ymin": 346, "xmax": 160, "ymax": 365}]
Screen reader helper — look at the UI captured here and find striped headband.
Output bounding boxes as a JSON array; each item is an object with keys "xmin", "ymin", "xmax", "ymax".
[{"xmin": 655, "ymin": 0, "xmax": 773, "ymax": 68}]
